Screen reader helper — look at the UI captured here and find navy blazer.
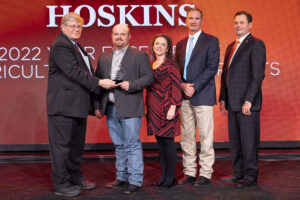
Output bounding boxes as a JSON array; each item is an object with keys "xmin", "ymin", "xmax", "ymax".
[
  {"xmin": 47, "ymin": 32, "xmax": 99, "ymax": 118},
  {"xmin": 219, "ymin": 34, "xmax": 266, "ymax": 111},
  {"xmin": 95, "ymin": 47, "xmax": 153, "ymax": 118},
  {"xmin": 175, "ymin": 32, "xmax": 220, "ymax": 106}
]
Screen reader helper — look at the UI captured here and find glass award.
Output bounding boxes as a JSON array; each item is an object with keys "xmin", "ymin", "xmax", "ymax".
[{"xmin": 113, "ymin": 64, "xmax": 126, "ymax": 84}]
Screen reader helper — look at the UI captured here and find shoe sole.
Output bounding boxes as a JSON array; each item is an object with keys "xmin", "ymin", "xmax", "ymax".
[
  {"xmin": 54, "ymin": 191, "xmax": 81, "ymax": 197},
  {"xmin": 123, "ymin": 190, "xmax": 141, "ymax": 194},
  {"xmin": 237, "ymin": 183, "xmax": 257, "ymax": 188},
  {"xmin": 82, "ymin": 184, "xmax": 96, "ymax": 190},
  {"xmin": 194, "ymin": 182, "xmax": 211, "ymax": 187},
  {"xmin": 178, "ymin": 181, "xmax": 195, "ymax": 185},
  {"xmin": 106, "ymin": 185, "xmax": 124, "ymax": 189},
  {"xmin": 220, "ymin": 179, "xmax": 243, "ymax": 183},
  {"xmin": 105, "ymin": 181, "xmax": 128, "ymax": 188}
]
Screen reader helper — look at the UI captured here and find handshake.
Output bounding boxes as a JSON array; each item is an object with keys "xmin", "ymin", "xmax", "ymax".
[{"xmin": 98, "ymin": 79, "xmax": 129, "ymax": 91}]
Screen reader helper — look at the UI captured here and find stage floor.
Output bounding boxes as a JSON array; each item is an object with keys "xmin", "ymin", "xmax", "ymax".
[{"xmin": 0, "ymin": 149, "xmax": 300, "ymax": 200}]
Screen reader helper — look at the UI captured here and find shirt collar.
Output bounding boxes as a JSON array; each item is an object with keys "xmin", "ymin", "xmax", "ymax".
[
  {"xmin": 67, "ymin": 37, "xmax": 76, "ymax": 45},
  {"xmin": 237, "ymin": 32, "xmax": 250, "ymax": 43},
  {"xmin": 189, "ymin": 29, "xmax": 202, "ymax": 41},
  {"xmin": 113, "ymin": 45, "xmax": 128, "ymax": 54}
]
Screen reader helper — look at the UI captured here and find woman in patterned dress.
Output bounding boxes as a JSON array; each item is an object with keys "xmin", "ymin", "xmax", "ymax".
[{"xmin": 147, "ymin": 34, "xmax": 182, "ymax": 188}]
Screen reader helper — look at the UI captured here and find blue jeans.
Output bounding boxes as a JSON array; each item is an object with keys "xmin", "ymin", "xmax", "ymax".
[{"xmin": 106, "ymin": 104, "xmax": 144, "ymax": 186}]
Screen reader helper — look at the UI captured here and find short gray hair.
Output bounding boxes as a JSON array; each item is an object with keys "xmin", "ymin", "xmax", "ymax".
[{"xmin": 61, "ymin": 12, "xmax": 83, "ymax": 25}]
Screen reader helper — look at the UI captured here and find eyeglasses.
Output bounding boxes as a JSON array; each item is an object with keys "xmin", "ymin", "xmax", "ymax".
[{"xmin": 65, "ymin": 24, "xmax": 83, "ymax": 29}]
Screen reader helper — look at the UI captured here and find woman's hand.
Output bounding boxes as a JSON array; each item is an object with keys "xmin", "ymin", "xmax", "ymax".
[{"xmin": 166, "ymin": 105, "xmax": 176, "ymax": 120}]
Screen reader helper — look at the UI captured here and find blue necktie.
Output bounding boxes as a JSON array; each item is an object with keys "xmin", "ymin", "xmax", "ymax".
[{"xmin": 183, "ymin": 36, "xmax": 194, "ymax": 80}]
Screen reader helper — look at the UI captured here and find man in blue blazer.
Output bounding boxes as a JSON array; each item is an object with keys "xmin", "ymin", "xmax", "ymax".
[
  {"xmin": 219, "ymin": 11, "xmax": 266, "ymax": 188},
  {"xmin": 47, "ymin": 13, "xmax": 116, "ymax": 197},
  {"xmin": 175, "ymin": 8, "xmax": 220, "ymax": 186}
]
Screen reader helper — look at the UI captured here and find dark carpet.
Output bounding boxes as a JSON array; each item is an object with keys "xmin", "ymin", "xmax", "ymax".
[{"xmin": 0, "ymin": 150, "xmax": 300, "ymax": 200}]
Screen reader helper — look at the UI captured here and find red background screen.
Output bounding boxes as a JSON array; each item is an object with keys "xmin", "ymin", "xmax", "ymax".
[{"xmin": 0, "ymin": 0, "xmax": 299, "ymax": 145}]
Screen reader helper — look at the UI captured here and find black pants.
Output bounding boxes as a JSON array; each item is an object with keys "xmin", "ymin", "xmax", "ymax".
[
  {"xmin": 228, "ymin": 106, "xmax": 260, "ymax": 183},
  {"xmin": 48, "ymin": 115, "xmax": 86, "ymax": 190},
  {"xmin": 155, "ymin": 135, "xmax": 177, "ymax": 185}
]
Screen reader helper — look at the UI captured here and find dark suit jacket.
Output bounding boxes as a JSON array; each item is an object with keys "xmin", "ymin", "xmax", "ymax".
[
  {"xmin": 175, "ymin": 31, "xmax": 220, "ymax": 106},
  {"xmin": 219, "ymin": 34, "xmax": 266, "ymax": 111},
  {"xmin": 47, "ymin": 32, "xmax": 99, "ymax": 118},
  {"xmin": 95, "ymin": 47, "xmax": 153, "ymax": 118}
]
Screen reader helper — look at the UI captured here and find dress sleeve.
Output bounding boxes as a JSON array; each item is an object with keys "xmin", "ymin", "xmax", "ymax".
[{"xmin": 169, "ymin": 59, "xmax": 182, "ymax": 106}]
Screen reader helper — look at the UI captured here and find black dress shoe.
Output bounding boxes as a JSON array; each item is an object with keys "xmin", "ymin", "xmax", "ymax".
[
  {"xmin": 237, "ymin": 181, "xmax": 257, "ymax": 188},
  {"xmin": 178, "ymin": 175, "xmax": 196, "ymax": 185},
  {"xmin": 55, "ymin": 185, "xmax": 81, "ymax": 197},
  {"xmin": 152, "ymin": 182, "xmax": 163, "ymax": 187},
  {"xmin": 78, "ymin": 179, "xmax": 96, "ymax": 190},
  {"xmin": 220, "ymin": 176, "xmax": 243, "ymax": 183},
  {"xmin": 194, "ymin": 176, "xmax": 211, "ymax": 186},
  {"xmin": 160, "ymin": 178, "xmax": 176, "ymax": 189},
  {"xmin": 123, "ymin": 184, "xmax": 141, "ymax": 194},
  {"xmin": 105, "ymin": 179, "xmax": 128, "ymax": 188},
  {"xmin": 152, "ymin": 178, "xmax": 164, "ymax": 187}
]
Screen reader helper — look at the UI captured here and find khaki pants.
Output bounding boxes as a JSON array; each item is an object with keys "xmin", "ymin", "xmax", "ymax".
[{"xmin": 180, "ymin": 99, "xmax": 215, "ymax": 179}]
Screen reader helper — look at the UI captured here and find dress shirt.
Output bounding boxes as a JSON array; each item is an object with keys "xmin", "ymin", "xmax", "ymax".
[
  {"xmin": 185, "ymin": 30, "xmax": 202, "ymax": 59},
  {"xmin": 71, "ymin": 40, "xmax": 92, "ymax": 74},
  {"xmin": 108, "ymin": 46, "xmax": 128, "ymax": 103},
  {"xmin": 228, "ymin": 32, "xmax": 250, "ymax": 66}
]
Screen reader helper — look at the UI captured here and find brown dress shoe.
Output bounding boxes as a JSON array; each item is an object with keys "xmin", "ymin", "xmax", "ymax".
[
  {"xmin": 123, "ymin": 184, "xmax": 141, "ymax": 194},
  {"xmin": 105, "ymin": 179, "xmax": 128, "ymax": 188}
]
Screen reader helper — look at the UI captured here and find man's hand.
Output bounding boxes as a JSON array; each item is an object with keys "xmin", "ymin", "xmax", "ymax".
[
  {"xmin": 118, "ymin": 81, "xmax": 129, "ymax": 91},
  {"xmin": 219, "ymin": 100, "xmax": 228, "ymax": 115},
  {"xmin": 95, "ymin": 110, "xmax": 102, "ymax": 119},
  {"xmin": 242, "ymin": 101, "xmax": 252, "ymax": 116},
  {"xmin": 181, "ymin": 83, "xmax": 195, "ymax": 98},
  {"xmin": 98, "ymin": 79, "xmax": 117, "ymax": 90}
]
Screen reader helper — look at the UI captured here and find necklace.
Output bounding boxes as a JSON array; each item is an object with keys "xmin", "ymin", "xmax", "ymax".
[{"xmin": 153, "ymin": 59, "xmax": 165, "ymax": 69}]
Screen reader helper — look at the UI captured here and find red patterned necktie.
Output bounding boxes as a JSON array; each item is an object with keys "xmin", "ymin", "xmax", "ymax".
[{"xmin": 226, "ymin": 40, "xmax": 240, "ymax": 87}]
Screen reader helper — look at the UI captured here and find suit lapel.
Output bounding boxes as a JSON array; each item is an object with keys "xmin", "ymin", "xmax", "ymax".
[
  {"xmin": 230, "ymin": 34, "xmax": 252, "ymax": 66},
  {"xmin": 119, "ymin": 47, "xmax": 132, "ymax": 79},
  {"xmin": 120, "ymin": 47, "xmax": 131, "ymax": 66},
  {"xmin": 76, "ymin": 43, "xmax": 94, "ymax": 74},
  {"xmin": 106, "ymin": 52, "xmax": 113, "ymax": 79},
  {"xmin": 88, "ymin": 56, "xmax": 95, "ymax": 75},
  {"xmin": 188, "ymin": 32, "xmax": 207, "ymax": 63},
  {"xmin": 224, "ymin": 42, "xmax": 235, "ymax": 69},
  {"xmin": 181, "ymin": 37, "xmax": 188, "ymax": 67},
  {"xmin": 60, "ymin": 32, "xmax": 94, "ymax": 74}
]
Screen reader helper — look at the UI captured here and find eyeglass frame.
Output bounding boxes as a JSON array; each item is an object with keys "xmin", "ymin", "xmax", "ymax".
[{"xmin": 64, "ymin": 24, "xmax": 83, "ymax": 30}]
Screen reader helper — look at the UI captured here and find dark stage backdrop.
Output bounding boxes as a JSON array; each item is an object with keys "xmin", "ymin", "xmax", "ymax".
[{"xmin": 0, "ymin": 0, "xmax": 299, "ymax": 147}]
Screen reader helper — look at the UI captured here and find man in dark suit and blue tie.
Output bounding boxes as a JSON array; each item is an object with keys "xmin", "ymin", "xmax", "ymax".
[
  {"xmin": 47, "ymin": 12, "xmax": 116, "ymax": 197},
  {"xmin": 219, "ymin": 11, "xmax": 266, "ymax": 188},
  {"xmin": 175, "ymin": 8, "xmax": 220, "ymax": 186}
]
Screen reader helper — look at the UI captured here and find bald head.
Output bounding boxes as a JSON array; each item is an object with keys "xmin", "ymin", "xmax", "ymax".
[{"xmin": 112, "ymin": 24, "xmax": 131, "ymax": 50}]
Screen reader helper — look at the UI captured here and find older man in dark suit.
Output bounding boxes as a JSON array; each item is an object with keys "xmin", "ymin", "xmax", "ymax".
[
  {"xmin": 95, "ymin": 24, "xmax": 153, "ymax": 194},
  {"xmin": 175, "ymin": 8, "xmax": 220, "ymax": 186},
  {"xmin": 219, "ymin": 11, "xmax": 266, "ymax": 188},
  {"xmin": 47, "ymin": 12, "xmax": 116, "ymax": 197}
]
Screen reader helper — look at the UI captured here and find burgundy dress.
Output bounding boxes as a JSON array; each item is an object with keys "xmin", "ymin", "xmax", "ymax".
[{"xmin": 147, "ymin": 58, "xmax": 182, "ymax": 138}]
